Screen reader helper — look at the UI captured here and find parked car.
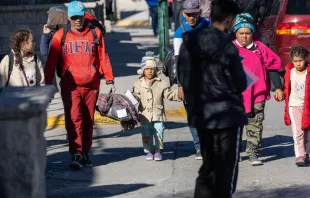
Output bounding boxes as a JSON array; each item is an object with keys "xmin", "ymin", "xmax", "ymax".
[{"xmin": 258, "ymin": 0, "xmax": 310, "ymax": 70}]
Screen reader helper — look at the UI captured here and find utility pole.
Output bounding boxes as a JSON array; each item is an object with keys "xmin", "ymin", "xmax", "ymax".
[{"xmin": 158, "ymin": 0, "xmax": 169, "ymax": 61}]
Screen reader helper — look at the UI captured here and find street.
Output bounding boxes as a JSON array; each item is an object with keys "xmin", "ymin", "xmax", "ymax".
[{"xmin": 45, "ymin": 26, "xmax": 310, "ymax": 198}]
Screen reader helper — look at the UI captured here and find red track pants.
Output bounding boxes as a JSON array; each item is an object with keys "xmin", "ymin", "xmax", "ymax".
[{"xmin": 61, "ymin": 82, "xmax": 99, "ymax": 154}]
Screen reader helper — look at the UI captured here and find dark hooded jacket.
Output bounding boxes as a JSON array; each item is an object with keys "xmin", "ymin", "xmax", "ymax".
[
  {"xmin": 177, "ymin": 26, "xmax": 248, "ymax": 129},
  {"xmin": 236, "ymin": 0, "xmax": 268, "ymax": 23}
]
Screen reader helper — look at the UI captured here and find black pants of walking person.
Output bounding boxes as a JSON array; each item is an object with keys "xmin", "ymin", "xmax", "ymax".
[
  {"xmin": 194, "ymin": 126, "xmax": 243, "ymax": 198},
  {"xmin": 149, "ymin": 6, "xmax": 158, "ymax": 37}
]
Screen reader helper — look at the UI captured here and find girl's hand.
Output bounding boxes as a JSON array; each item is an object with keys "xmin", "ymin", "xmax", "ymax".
[{"xmin": 275, "ymin": 89, "xmax": 284, "ymax": 101}]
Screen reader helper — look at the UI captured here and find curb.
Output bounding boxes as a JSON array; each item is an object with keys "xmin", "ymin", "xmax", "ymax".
[
  {"xmin": 114, "ymin": 20, "xmax": 150, "ymax": 27},
  {"xmin": 47, "ymin": 107, "xmax": 187, "ymax": 128}
]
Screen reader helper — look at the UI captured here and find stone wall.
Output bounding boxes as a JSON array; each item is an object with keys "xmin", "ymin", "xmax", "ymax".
[
  {"xmin": 0, "ymin": 86, "xmax": 56, "ymax": 198},
  {"xmin": 0, "ymin": 2, "xmax": 104, "ymax": 59}
]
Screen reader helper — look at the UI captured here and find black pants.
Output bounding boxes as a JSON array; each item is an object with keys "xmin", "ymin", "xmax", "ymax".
[
  {"xmin": 194, "ymin": 126, "xmax": 243, "ymax": 198},
  {"xmin": 105, "ymin": 0, "xmax": 113, "ymax": 15},
  {"xmin": 149, "ymin": 6, "xmax": 158, "ymax": 36}
]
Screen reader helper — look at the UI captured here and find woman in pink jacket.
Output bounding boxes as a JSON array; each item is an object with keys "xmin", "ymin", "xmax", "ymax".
[{"xmin": 233, "ymin": 13, "xmax": 284, "ymax": 166}]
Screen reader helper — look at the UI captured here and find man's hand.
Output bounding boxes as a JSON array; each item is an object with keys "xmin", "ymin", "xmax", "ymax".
[
  {"xmin": 43, "ymin": 24, "xmax": 51, "ymax": 34},
  {"xmin": 107, "ymin": 83, "xmax": 116, "ymax": 94},
  {"xmin": 275, "ymin": 89, "xmax": 284, "ymax": 101},
  {"xmin": 178, "ymin": 86, "xmax": 184, "ymax": 101}
]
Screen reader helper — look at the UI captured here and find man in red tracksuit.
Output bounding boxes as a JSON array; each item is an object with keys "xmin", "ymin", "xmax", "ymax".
[{"xmin": 45, "ymin": 0, "xmax": 115, "ymax": 170}]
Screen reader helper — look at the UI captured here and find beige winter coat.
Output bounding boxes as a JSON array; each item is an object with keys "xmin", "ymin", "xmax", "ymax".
[
  {"xmin": 0, "ymin": 53, "xmax": 45, "ymax": 87},
  {"xmin": 133, "ymin": 77, "xmax": 179, "ymax": 124}
]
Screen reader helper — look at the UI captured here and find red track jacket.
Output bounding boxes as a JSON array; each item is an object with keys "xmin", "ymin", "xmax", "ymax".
[
  {"xmin": 276, "ymin": 63, "xmax": 310, "ymax": 130},
  {"xmin": 44, "ymin": 22, "xmax": 114, "ymax": 88}
]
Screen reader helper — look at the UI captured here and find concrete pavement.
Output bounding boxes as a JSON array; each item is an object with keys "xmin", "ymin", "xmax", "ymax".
[
  {"xmin": 114, "ymin": 0, "xmax": 150, "ymax": 27},
  {"xmin": 46, "ymin": 98, "xmax": 310, "ymax": 198}
]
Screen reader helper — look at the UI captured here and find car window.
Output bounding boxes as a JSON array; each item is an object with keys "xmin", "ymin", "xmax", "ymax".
[{"xmin": 286, "ymin": 0, "xmax": 310, "ymax": 15}]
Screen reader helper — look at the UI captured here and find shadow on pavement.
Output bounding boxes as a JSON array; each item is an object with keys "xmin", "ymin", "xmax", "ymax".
[
  {"xmin": 93, "ymin": 127, "xmax": 143, "ymax": 139},
  {"xmin": 93, "ymin": 122, "xmax": 189, "ymax": 140},
  {"xmin": 47, "ymin": 179, "xmax": 153, "ymax": 198},
  {"xmin": 104, "ymin": 31, "xmax": 158, "ymax": 77},
  {"xmin": 234, "ymin": 185, "xmax": 310, "ymax": 198},
  {"xmin": 240, "ymin": 135, "xmax": 294, "ymax": 162},
  {"xmin": 165, "ymin": 121, "xmax": 188, "ymax": 129},
  {"xmin": 90, "ymin": 141, "xmax": 193, "ymax": 166},
  {"xmin": 120, "ymin": 10, "xmax": 145, "ymax": 19},
  {"xmin": 46, "ymin": 149, "xmax": 153, "ymax": 197},
  {"xmin": 156, "ymin": 185, "xmax": 310, "ymax": 198}
]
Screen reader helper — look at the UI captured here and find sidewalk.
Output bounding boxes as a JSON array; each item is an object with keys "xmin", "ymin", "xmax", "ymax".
[
  {"xmin": 46, "ymin": 99, "xmax": 310, "ymax": 197},
  {"xmin": 46, "ymin": 26, "xmax": 184, "ymax": 128},
  {"xmin": 114, "ymin": 0, "xmax": 150, "ymax": 27}
]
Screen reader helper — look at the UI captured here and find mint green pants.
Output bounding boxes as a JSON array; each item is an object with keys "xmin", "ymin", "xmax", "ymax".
[{"xmin": 142, "ymin": 122, "xmax": 164, "ymax": 153}]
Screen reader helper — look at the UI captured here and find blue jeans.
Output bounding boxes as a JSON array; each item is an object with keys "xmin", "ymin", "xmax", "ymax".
[
  {"xmin": 149, "ymin": 6, "xmax": 158, "ymax": 36},
  {"xmin": 142, "ymin": 122, "xmax": 164, "ymax": 153},
  {"xmin": 190, "ymin": 127, "xmax": 200, "ymax": 152},
  {"xmin": 184, "ymin": 102, "xmax": 200, "ymax": 152}
]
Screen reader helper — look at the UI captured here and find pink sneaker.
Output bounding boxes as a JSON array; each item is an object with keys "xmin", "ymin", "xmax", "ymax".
[
  {"xmin": 145, "ymin": 152, "xmax": 153, "ymax": 161},
  {"xmin": 295, "ymin": 156, "xmax": 305, "ymax": 166},
  {"xmin": 154, "ymin": 152, "xmax": 163, "ymax": 161}
]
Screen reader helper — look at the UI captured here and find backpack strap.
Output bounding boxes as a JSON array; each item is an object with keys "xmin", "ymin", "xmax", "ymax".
[
  {"xmin": 34, "ymin": 54, "xmax": 37, "ymax": 65},
  {"xmin": 180, "ymin": 21, "xmax": 186, "ymax": 33},
  {"xmin": 6, "ymin": 52, "xmax": 14, "ymax": 87},
  {"xmin": 90, "ymin": 28, "xmax": 99, "ymax": 45},
  {"xmin": 34, "ymin": 54, "xmax": 38, "ymax": 73},
  {"xmin": 61, "ymin": 25, "xmax": 68, "ymax": 47}
]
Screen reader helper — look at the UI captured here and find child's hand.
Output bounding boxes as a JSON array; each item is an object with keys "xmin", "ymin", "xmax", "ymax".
[
  {"xmin": 275, "ymin": 89, "xmax": 284, "ymax": 101},
  {"xmin": 178, "ymin": 86, "xmax": 184, "ymax": 101}
]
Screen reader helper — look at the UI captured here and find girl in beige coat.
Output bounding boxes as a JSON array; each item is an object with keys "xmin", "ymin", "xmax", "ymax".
[
  {"xmin": 133, "ymin": 52, "xmax": 179, "ymax": 161},
  {"xmin": 0, "ymin": 29, "xmax": 44, "ymax": 87}
]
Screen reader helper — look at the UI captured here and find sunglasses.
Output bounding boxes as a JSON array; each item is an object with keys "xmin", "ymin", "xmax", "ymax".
[{"xmin": 70, "ymin": 16, "xmax": 84, "ymax": 21}]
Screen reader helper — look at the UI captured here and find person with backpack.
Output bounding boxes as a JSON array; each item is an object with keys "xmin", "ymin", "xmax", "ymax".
[
  {"xmin": 177, "ymin": 0, "xmax": 247, "ymax": 197},
  {"xmin": 44, "ymin": 0, "xmax": 115, "ymax": 170},
  {"xmin": 173, "ymin": 0, "xmax": 211, "ymax": 160},
  {"xmin": 0, "ymin": 29, "xmax": 45, "ymax": 87}
]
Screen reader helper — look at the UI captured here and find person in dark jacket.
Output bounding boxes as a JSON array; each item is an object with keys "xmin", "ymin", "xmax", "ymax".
[
  {"xmin": 174, "ymin": 0, "xmax": 211, "ymax": 160},
  {"xmin": 177, "ymin": 0, "xmax": 247, "ymax": 197},
  {"xmin": 236, "ymin": 0, "xmax": 268, "ymax": 25}
]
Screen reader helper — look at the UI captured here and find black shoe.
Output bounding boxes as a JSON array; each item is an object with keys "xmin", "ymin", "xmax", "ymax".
[
  {"xmin": 69, "ymin": 154, "xmax": 83, "ymax": 170},
  {"xmin": 249, "ymin": 154, "xmax": 263, "ymax": 166},
  {"xmin": 81, "ymin": 152, "xmax": 93, "ymax": 167},
  {"xmin": 195, "ymin": 151, "xmax": 203, "ymax": 160}
]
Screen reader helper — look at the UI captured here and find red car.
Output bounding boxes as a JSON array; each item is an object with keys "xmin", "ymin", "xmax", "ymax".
[{"xmin": 258, "ymin": 0, "xmax": 310, "ymax": 70}]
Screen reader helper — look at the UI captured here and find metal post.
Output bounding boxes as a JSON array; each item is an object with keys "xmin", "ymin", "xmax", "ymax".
[{"xmin": 158, "ymin": 0, "xmax": 169, "ymax": 61}]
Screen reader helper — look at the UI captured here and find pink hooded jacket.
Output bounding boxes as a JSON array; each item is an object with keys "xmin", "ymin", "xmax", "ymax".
[{"xmin": 233, "ymin": 40, "xmax": 282, "ymax": 113}]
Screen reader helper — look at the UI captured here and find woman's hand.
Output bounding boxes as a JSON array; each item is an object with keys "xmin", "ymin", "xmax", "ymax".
[{"xmin": 275, "ymin": 89, "xmax": 284, "ymax": 101}]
